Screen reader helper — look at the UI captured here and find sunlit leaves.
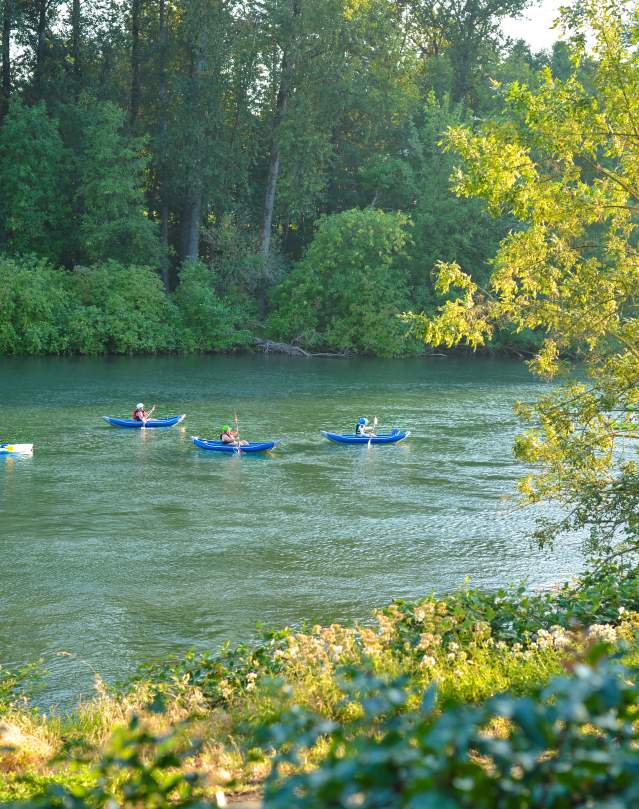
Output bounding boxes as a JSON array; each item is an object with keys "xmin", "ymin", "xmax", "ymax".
[{"xmin": 407, "ymin": 0, "xmax": 639, "ymax": 557}]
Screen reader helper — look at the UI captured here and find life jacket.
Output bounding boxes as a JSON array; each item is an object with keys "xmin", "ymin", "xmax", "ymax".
[
  {"xmin": 355, "ymin": 423, "xmax": 365, "ymax": 435},
  {"xmin": 132, "ymin": 409, "xmax": 145, "ymax": 421},
  {"xmin": 220, "ymin": 431, "xmax": 233, "ymax": 442}
]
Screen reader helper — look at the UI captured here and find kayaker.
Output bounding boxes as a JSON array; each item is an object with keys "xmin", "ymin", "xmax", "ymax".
[
  {"xmin": 132, "ymin": 402, "xmax": 156, "ymax": 422},
  {"xmin": 220, "ymin": 424, "xmax": 248, "ymax": 446},
  {"xmin": 355, "ymin": 417, "xmax": 375, "ymax": 436}
]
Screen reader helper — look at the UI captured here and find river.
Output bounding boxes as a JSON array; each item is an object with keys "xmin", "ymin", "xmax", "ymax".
[{"xmin": 0, "ymin": 355, "xmax": 582, "ymax": 705}]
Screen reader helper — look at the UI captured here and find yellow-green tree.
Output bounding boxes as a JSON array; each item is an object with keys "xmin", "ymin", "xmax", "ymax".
[{"xmin": 407, "ymin": 0, "xmax": 639, "ymax": 558}]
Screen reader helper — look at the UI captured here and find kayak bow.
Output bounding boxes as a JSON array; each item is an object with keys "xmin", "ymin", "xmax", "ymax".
[
  {"xmin": 192, "ymin": 436, "xmax": 280, "ymax": 453},
  {"xmin": 321, "ymin": 428, "xmax": 410, "ymax": 445},
  {"xmin": 102, "ymin": 415, "xmax": 186, "ymax": 428},
  {"xmin": 0, "ymin": 443, "xmax": 34, "ymax": 454}
]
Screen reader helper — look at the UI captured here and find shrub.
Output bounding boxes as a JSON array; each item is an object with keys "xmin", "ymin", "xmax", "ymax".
[
  {"xmin": 173, "ymin": 259, "xmax": 253, "ymax": 352},
  {"xmin": 263, "ymin": 656, "xmax": 639, "ymax": 808},
  {"xmin": 267, "ymin": 209, "xmax": 416, "ymax": 356},
  {"xmin": 69, "ymin": 261, "xmax": 180, "ymax": 354},
  {"xmin": 0, "ymin": 256, "xmax": 73, "ymax": 354}
]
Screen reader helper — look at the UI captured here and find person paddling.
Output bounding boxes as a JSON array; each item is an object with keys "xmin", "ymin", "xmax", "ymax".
[
  {"xmin": 355, "ymin": 417, "xmax": 376, "ymax": 436},
  {"xmin": 132, "ymin": 402, "xmax": 156, "ymax": 423},
  {"xmin": 219, "ymin": 423, "xmax": 248, "ymax": 447}
]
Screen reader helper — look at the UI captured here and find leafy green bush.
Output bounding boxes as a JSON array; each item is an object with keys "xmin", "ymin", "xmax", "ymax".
[
  {"xmin": 267, "ymin": 209, "xmax": 416, "ymax": 356},
  {"xmin": 3, "ymin": 566, "xmax": 639, "ymax": 803},
  {"xmin": 0, "ymin": 256, "xmax": 74, "ymax": 354},
  {"xmin": 69, "ymin": 261, "xmax": 180, "ymax": 354},
  {"xmin": 173, "ymin": 259, "xmax": 253, "ymax": 351},
  {"xmin": 263, "ymin": 656, "xmax": 639, "ymax": 808},
  {"xmin": 0, "ymin": 255, "xmax": 258, "ymax": 356}
]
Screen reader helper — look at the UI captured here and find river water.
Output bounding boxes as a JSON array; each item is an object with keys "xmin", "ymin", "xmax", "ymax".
[{"xmin": 0, "ymin": 355, "xmax": 582, "ymax": 705}]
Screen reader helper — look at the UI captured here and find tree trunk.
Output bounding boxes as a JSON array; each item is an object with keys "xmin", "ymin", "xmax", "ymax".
[
  {"xmin": 180, "ymin": 27, "xmax": 206, "ymax": 262},
  {"xmin": 130, "ymin": 0, "xmax": 142, "ymax": 128},
  {"xmin": 182, "ymin": 192, "xmax": 201, "ymax": 260},
  {"xmin": 71, "ymin": 0, "xmax": 81, "ymax": 97},
  {"xmin": 34, "ymin": 0, "xmax": 47, "ymax": 99},
  {"xmin": 259, "ymin": 0, "xmax": 300, "ymax": 258},
  {"xmin": 1, "ymin": 0, "xmax": 11, "ymax": 119},
  {"xmin": 158, "ymin": 0, "xmax": 170, "ymax": 289}
]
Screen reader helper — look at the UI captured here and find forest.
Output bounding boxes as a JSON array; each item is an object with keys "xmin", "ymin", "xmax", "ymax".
[{"xmin": 0, "ymin": 0, "xmax": 567, "ymax": 356}]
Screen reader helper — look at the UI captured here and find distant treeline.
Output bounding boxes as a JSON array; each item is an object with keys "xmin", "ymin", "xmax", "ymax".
[{"xmin": 0, "ymin": 0, "xmax": 573, "ymax": 356}]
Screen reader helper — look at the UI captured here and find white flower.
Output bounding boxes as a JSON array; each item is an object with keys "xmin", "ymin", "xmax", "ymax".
[{"xmin": 588, "ymin": 623, "xmax": 617, "ymax": 643}]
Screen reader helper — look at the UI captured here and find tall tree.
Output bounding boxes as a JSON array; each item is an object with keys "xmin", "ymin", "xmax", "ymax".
[
  {"xmin": 410, "ymin": 0, "xmax": 639, "ymax": 558},
  {"xmin": 1, "ymin": 0, "xmax": 11, "ymax": 119},
  {"xmin": 259, "ymin": 0, "xmax": 300, "ymax": 258},
  {"xmin": 402, "ymin": 0, "xmax": 530, "ymax": 104},
  {"xmin": 71, "ymin": 0, "xmax": 81, "ymax": 97},
  {"xmin": 129, "ymin": 0, "xmax": 142, "ymax": 128},
  {"xmin": 152, "ymin": 0, "xmax": 171, "ymax": 288}
]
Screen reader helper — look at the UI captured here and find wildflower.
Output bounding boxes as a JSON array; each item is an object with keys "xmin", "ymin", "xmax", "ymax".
[
  {"xmin": 420, "ymin": 655, "xmax": 437, "ymax": 669},
  {"xmin": 588, "ymin": 624, "xmax": 617, "ymax": 643},
  {"xmin": 417, "ymin": 632, "xmax": 440, "ymax": 651},
  {"xmin": 448, "ymin": 642, "xmax": 459, "ymax": 652}
]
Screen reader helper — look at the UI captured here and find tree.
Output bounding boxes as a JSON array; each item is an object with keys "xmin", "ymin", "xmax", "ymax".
[
  {"xmin": 74, "ymin": 99, "xmax": 162, "ymax": 266},
  {"xmin": 401, "ymin": 0, "xmax": 531, "ymax": 105},
  {"xmin": 1, "ymin": 0, "xmax": 12, "ymax": 119},
  {"xmin": 0, "ymin": 100, "xmax": 71, "ymax": 261},
  {"xmin": 407, "ymin": 0, "xmax": 639, "ymax": 559},
  {"xmin": 268, "ymin": 208, "xmax": 414, "ymax": 355}
]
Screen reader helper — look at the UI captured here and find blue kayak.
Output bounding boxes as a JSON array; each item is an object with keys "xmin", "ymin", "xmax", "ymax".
[
  {"xmin": 192, "ymin": 436, "xmax": 280, "ymax": 453},
  {"xmin": 321, "ymin": 428, "xmax": 410, "ymax": 445},
  {"xmin": 103, "ymin": 414, "xmax": 186, "ymax": 428}
]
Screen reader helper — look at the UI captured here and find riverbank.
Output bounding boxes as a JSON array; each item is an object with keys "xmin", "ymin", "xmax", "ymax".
[{"xmin": 1, "ymin": 564, "xmax": 638, "ymax": 805}]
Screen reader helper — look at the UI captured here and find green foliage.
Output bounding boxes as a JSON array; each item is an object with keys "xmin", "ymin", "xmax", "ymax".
[
  {"xmin": 73, "ymin": 101, "xmax": 163, "ymax": 267},
  {"xmin": 263, "ymin": 656, "xmax": 639, "ymax": 808},
  {"xmin": 68, "ymin": 262, "xmax": 179, "ymax": 354},
  {"xmin": 0, "ymin": 255, "xmax": 256, "ymax": 356},
  {"xmin": 0, "ymin": 102, "xmax": 71, "ymax": 264},
  {"xmin": 0, "ymin": 256, "xmax": 73, "ymax": 354},
  {"xmin": 2, "ymin": 713, "xmax": 218, "ymax": 809},
  {"xmin": 268, "ymin": 209, "xmax": 415, "ymax": 356},
  {"xmin": 173, "ymin": 259, "xmax": 253, "ymax": 351},
  {"xmin": 138, "ymin": 563, "xmax": 639, "ymax": 717},
  {"xmin": 408, "ymin": 0, "xmax": 639, "ymax": 555}
]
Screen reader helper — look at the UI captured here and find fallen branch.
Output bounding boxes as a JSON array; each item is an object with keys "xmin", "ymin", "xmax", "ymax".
[{"xmin": 252, "ymin": 338, "xmax": 352, "ymax": 358}]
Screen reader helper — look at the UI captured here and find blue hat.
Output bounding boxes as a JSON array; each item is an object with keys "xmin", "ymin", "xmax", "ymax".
[{"xmin": 358, "ymin": 417, "xmax": 368, "ymax": 425}]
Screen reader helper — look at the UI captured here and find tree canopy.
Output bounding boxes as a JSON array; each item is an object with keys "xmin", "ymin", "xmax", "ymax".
[
  {"xmin": 408, "ymin": 0, "xmax": 639, "ymax": 558},
  {"xmin": 0, "ymin": 0, "xmax": 563, "ymax": 356}
]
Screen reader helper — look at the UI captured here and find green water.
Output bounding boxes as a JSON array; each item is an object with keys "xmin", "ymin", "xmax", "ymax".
[{"xmin": 0, "ymin": 355, "xmax": 581, "ymax": 705}]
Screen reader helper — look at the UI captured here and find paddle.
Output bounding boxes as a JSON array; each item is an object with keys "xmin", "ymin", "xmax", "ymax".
[
  {"xmin": 141, "ymin": 404, "xmax": 156, "ymax": 429},
  {"xmin": 368, "ymin": 416, "xmax": 378, "ymax": 447},
  {"xmin": 234, "ymin": 411, "xmax": 241, "ymax": 454}
]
